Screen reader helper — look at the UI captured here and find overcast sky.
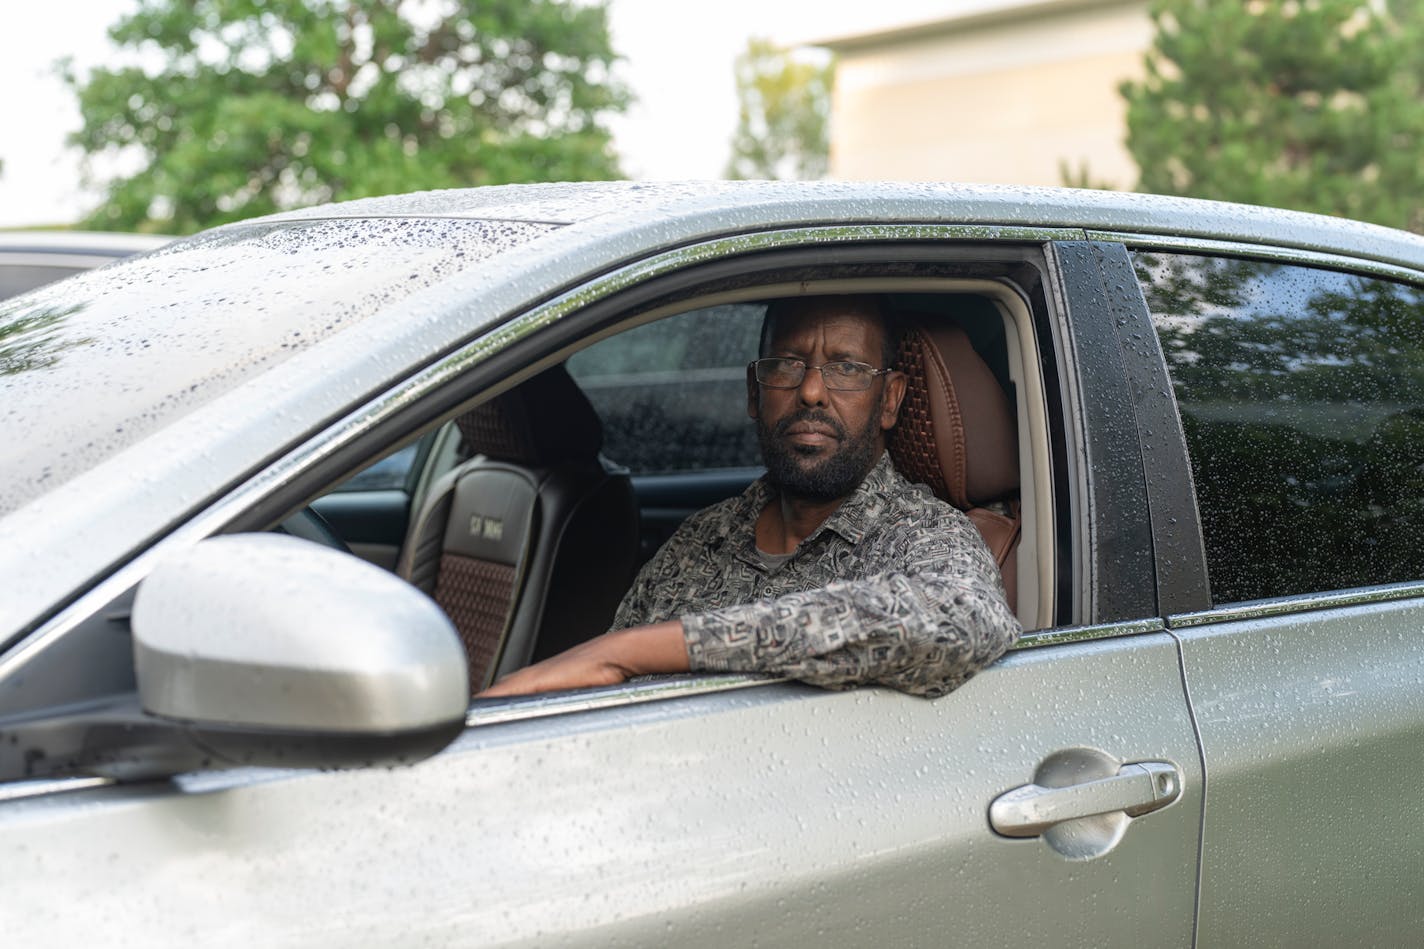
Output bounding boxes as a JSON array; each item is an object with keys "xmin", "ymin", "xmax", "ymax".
[{"xmin": 0, "ymin": 0, "xmax": 969, "ymax": 228}]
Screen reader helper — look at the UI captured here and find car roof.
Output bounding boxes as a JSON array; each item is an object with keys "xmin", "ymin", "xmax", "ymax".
[{"xmin": 241, "ymin": 180, "xmax": 1424, "ymax": 275}]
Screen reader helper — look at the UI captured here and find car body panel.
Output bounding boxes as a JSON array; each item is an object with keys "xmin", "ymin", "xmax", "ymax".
[
  {"xmin": 1, "ymin": 632, "xmax": 1201, "ymax": 947},
  {"xmin": 1173, "ymin": 593, "xmax": 1424, "ymax": 944}
]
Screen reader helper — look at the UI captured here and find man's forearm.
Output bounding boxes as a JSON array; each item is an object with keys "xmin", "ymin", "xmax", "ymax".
[{"xmin": 479, "ymin": 620, "xmax": 689, "ymax": 697}]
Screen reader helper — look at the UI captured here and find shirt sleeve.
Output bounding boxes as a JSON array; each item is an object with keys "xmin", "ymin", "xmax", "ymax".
[{"xmin": 680, "ymin": 512, "xmax": 1021, "ymax": 699}]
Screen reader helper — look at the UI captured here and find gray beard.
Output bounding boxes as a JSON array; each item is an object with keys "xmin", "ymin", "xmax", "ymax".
[{"xmin": 757, "ymin": 401, "xmax": 882, "ymax": 503}]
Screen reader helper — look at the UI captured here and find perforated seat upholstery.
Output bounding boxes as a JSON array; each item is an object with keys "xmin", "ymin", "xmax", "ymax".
[
  {"xmin": 888, "ymin": 323, "xmax": 1022, "ymax": 606},
  {"xmin": 398, "ymin": 366, "xmax": 639, "ymax": 694}
]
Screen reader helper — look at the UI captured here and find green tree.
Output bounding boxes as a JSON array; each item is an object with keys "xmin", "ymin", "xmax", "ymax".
[
  {"xmin": 65, "ymin": 0, "xmax": 629, "ymax": 233},
  {"xmin": 725, "ymin": 38, "xmax": 833, "ymax": 180},
  {"xmin": 1121, "ymin": 0, "xmax": 1424, "ymax": 232}
]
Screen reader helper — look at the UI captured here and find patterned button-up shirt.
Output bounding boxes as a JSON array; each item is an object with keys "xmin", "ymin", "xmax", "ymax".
[{"xmin": 610, "ymin": 452, "xmax": 1022, "ymax": 698}]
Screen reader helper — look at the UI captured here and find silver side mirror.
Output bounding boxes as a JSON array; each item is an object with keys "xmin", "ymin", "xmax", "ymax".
[{"xmin": 130, "ymin": 533, "xmax": 469, "ymax": 769}]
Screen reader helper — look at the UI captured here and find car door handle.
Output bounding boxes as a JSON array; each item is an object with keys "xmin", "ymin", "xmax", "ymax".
[{"xmin": 989, "ymin": 761, "xmax": 1182, "ymax": 838}]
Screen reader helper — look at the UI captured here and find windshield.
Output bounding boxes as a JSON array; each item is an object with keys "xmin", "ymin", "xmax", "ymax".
[{"xmin": 0, "ymin": 217, "xmax": 556, "ymax": 516}]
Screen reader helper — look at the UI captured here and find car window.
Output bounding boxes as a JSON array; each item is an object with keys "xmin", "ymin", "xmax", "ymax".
[
  {"xmin": 566, "ymin": 303, "xmax": 764, "ymax": 473},
  {"xmin": 327, "ymin": 443, "xmax": 421, "ymax": 493},
  {"xmin": 1134, "ymin": 252, "xmax": 1424, "ymax": 605}
]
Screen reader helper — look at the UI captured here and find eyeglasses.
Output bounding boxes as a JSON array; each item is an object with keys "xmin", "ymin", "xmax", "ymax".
[{"xmin": 750, "ymin": 357, "xmax": 892, "ymax": 391}]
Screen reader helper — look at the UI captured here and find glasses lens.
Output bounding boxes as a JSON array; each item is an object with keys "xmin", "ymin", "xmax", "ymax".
[
  {"xmin": 821, "ymin": 361, "xmax": 874, "ymax": 390},
  {"xmin": 756, "ymin": 358, "xmax": 804, "ymax": 387}
]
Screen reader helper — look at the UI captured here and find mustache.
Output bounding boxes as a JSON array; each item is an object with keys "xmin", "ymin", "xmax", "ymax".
[{"xmin": 773, "ymin": 409, "xmax": 846, "ymax": 440}]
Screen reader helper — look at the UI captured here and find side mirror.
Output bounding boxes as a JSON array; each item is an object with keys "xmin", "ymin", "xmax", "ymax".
[{"xmin": 127, "ymin": 533, "xmax": 469, "ymax": 771}]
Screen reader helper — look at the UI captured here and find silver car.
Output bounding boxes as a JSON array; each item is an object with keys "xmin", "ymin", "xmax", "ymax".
[{"xmin": 2, "ymin": 182, "xmax": 1422, "ymax": 946}]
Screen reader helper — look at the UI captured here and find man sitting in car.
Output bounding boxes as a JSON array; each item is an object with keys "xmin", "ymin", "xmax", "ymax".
[{"xmin": 482, "ymin": 294, "xmax": 1021, "ymax": 698}]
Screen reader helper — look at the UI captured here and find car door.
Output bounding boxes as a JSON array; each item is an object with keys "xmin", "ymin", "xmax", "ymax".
[
  {"xmin": 1130, "ymin": 247, "xmax": 1424, "ymax": 945},
  {"xmin": 1, "ymin": 641, "xmax": 1196, "ymax": 948},
  {"xmin": 0, "ymin": 229, "xmax": 1204, "ymax": 947}
]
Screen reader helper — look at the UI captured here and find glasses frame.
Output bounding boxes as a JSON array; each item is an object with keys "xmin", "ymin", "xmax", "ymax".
[{"xmin": 749, "ymin": 357, "xmax": 894, "ymax": 392}]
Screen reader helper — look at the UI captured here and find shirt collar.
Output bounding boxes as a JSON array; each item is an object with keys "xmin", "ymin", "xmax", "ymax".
[
  {"xmin": 810, "ymin": 450, "xmax": 898, "ymax": 546},
  {"xmin": 727, "ymin": 476, "xmax": 774, "ymax": 569}
]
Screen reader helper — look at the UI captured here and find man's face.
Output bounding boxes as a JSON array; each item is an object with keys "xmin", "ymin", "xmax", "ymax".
[{"xmin": 747, "ymin": 299, "xmax": 906, "ymax": 502}]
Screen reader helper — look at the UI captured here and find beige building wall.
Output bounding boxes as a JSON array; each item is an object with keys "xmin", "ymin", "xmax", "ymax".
[{"xmin": 822, "ymin": 0, "xmax": 1151, "ymax": 189}]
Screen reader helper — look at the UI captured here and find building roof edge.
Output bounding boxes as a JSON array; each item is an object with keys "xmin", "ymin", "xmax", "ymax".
[{"xmin": 809, "ymin": 0, "xmax": 1140, "ymax": 51}]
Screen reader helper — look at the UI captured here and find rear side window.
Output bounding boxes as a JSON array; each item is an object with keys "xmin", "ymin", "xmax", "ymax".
[
  {"xmin": 566, "ymin": 304, "xmax": 763, "ymax": 474},
  {"xmin": 1135, "ymin": 252, "xmax": 1424, "ymax": 605}
]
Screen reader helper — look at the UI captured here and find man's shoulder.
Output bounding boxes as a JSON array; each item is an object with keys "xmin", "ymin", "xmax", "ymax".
[
  {"xmin": 870, "ymin": 457, "xmax": 964, "ymax": 520},
  {"xmin": 877, "ymin": 462, "xmax": 993, "ymax": 546},
  {"xmin": 883, "ymin": 483, "xmax": 977, "ymax": 537},
  {"xmin": 816, "ymin": 454, "xmax": 976, "ymax": 549}
]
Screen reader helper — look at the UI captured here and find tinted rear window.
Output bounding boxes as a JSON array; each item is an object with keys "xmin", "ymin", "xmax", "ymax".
[{"xmin": 1136, "ymin": 252, "xmax": 1424, "ymax": 604}]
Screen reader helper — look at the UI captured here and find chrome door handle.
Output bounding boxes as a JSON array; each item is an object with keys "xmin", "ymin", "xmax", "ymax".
[{"xmin": 989, "ymin": 761, "xmax": 1182, "ymax": 838}]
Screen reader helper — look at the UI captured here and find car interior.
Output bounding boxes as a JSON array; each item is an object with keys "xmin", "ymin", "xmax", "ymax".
[
  {"xmin": 303, "ymin": 276, "xmax": 1056, "ymax": 698},
  {"xmin": 395, "ymin": 363, "xmax": 640, "ymax": 692}
]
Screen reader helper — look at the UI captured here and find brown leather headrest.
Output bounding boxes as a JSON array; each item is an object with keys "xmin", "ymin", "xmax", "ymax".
[
  {"xmin": 454, "ymin": 365, "xmax": 603, "ymax": 465},
  {"xmin": 888, "ymin": 324, "xmax": 1018, "ymax": 509}
]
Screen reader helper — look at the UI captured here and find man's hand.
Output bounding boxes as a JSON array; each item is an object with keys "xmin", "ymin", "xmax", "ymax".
[{"xmin": 478, "ymin": 620, "xmax": 690, "ymax": 698}]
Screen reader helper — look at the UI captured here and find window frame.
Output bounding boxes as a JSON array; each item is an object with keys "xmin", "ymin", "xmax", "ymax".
[
  {"xmin": 574, "ymin": 275, "xmax": 1056, "ymax": 629},
  {"xmin": 1046, "ymin": 240, "xmax": 1212, "ymax": 621}
]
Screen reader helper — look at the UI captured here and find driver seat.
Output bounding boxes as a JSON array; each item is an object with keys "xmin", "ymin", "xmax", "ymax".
[
  {"xmin": 888, "ymin": 322, "xmax": 1022, "ymax": 607},
  {"xmin": 398, "ymin": 366, "xmax": 639, "ymax": 694}
]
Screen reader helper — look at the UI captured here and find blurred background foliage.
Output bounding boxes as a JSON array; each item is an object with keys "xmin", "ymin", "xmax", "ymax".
[
  {"xmin": 1121, "ymin": 0, "xmax": 1424, "ymax": 232},
  {"xmin": 65, "ymin": 0, "xmax": 628, "ymax": 233},
  {"xmin": 58, "ymin": 0, "xmax": 1424, "ymax": 234},
  {"xmin": 724, "ymin": 37, "xmax": 833, "ymax": 181}
]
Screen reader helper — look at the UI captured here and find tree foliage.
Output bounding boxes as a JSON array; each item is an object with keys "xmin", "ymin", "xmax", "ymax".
[
  {"xmin": 1121, "ymin": 0, "xmax": 1424, "ymax": 232},
  {"xmin": 725, "ymin": 38, "xmax": 833, "ymax": 181},
  {"xmin": 66, "ymin": 0, "xmax": 629, "ymax": 232}
]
